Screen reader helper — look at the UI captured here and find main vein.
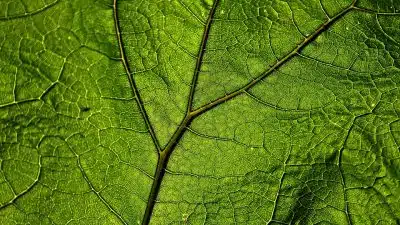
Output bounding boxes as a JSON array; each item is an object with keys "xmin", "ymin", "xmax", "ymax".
[
  {"xmin": 142, "ymin": 1, "xmax": 220, "ymax": 224},
  {"xmin": 113, "ymin": 0, "xmax": 358, "ymax": 224},
  {"xmin": 113, "ymin": 0, "xmax": 161, "ymax": 152}
]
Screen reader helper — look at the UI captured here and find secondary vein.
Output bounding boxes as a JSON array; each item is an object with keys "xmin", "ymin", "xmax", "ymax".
[
  {"xmin": 186, "ymin": 0, "xmax": 220, "ymax": 112},
  {"xmin": 190, "ymin": 2, "xmax": 356, "ymax": 118},
  {"xmin": 144, "ymin": 2, "xmax": 358, "ymax": 224},
  {"xmin": 113, "ymin": 0, "xmax": 161, "ymax": 152}
]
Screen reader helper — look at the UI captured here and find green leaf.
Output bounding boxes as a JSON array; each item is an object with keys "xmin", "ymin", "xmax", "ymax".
[{"xmin": 0, "ymin": 0, "xmax": 399, "ymax": 224}]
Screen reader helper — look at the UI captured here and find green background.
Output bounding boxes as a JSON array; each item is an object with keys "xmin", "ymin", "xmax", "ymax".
[{"xmin": 0, "ymin": 0, "xmax": 399, "ymax": 224}]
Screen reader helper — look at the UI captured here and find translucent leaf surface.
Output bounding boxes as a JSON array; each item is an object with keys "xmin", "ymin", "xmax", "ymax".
[{"xmin": 0, "ymin": 0, "xmax": 399, "ymax": 224}]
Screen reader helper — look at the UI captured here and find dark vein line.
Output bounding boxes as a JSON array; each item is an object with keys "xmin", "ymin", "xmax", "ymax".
[
  {"xmin": 187, "ymin": 126, "xmax": 259, "ymax": 148},
  {"xmin": 113, "ymin": 0, "xmax": 161, "ymax": 152},
  {"xmin": 244, "ymin": 90, "xmax": 310, "ymax": 112},
  {"xmin": 191, "ymin": 3, "xmax": 356, "ymax": 117},
  {"xmin": 187, "ymin": 0, "xmax": 220, "ymax": 112},
  {"xmin": 141, "ymin": 116, "xmax": 192, "ymax": 225},
  {"xmin": 297, "ymin": 53, "xmax": 363, "ymax": 73},
  {"xmin": 0, "ymin": 0, "xmax": 60, "ymax": 21},
  {"xmin": 141, "ymin": 3, "xmax": 358, "ymax": 224},
  {"xmin": 142, "ymin": 2, "xmax": 219, "ymax": 223}
]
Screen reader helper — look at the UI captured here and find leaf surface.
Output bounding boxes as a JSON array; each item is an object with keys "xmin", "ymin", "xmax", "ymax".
[{"xmin": 0, "ymin": 0, "xmax": 399, "ymax": 224}]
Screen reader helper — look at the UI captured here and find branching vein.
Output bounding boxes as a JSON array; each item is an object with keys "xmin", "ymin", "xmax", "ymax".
[{"xmin": 141, "ymin": 1, "xmax": 359, "ymax": 224}]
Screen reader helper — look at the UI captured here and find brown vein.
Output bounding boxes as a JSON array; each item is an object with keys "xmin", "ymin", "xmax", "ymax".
[
  {"xmin": 113, "ymin": 0, "xmax": 161, "ymax": 152},
  {"xmin": 143, "ymin": 1, "xmax": 358, "ymax": 224}
]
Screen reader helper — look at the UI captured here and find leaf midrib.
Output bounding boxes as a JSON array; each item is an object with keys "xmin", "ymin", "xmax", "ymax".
[{"xmin": 113, "ymin": 1, "xmax": 358, "ymax": 224}]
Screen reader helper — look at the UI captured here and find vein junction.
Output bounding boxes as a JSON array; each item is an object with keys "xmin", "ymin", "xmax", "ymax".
[{"xmin": 112, "ymin": 0, "xmax": 367, "ymax": 224}]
